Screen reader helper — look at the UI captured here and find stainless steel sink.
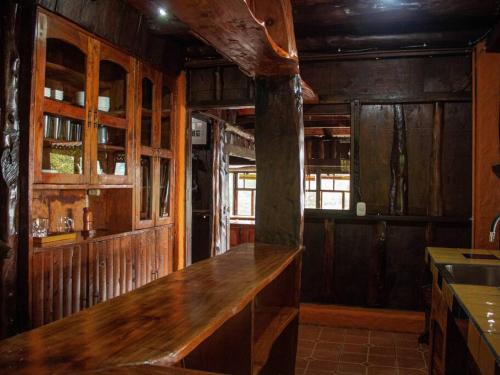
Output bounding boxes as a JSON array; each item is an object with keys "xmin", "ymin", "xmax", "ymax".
[{"xmin": 440, "ymin": 264, "xmax": 500, "ymax": 286}]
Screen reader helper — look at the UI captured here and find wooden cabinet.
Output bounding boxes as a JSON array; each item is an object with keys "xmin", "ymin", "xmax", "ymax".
[
  {"xmin": 156, "ymin": 224, "xmax": 175, "ymax": 277},
  {"xmin": 33, "ymin": 10, "xmax": 135, "ymax": 186},
  {"xmin": 136, "ymin": 63, "xmax": 174, "ymax": 228}
]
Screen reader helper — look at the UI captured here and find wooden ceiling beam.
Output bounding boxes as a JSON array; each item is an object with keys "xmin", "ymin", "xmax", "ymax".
[{"xmin": 160, "ymin": 0, "xmax": 298, "ymax": 76}]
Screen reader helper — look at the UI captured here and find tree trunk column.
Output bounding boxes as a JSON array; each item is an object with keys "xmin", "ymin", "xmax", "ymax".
[{"xmin": 254, "ymin": 75, "xmax": 304, "ymax": 247}]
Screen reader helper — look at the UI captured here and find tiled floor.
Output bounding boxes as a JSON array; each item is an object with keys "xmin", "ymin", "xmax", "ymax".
[{"xmin": 296, "ymin": 325, "xmax": 429, "ymax": 375}]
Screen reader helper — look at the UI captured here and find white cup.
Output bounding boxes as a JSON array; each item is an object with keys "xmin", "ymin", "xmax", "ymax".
[
  {"xmin": 44, "ymin": 87, "xmax": 51, "ymax": 98},
  {"xmin": 53, "ymin": 89, "xmax": 64, "ymax": 101}
]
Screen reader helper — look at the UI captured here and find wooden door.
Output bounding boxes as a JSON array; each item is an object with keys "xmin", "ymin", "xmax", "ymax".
[
  {"xmin": 90, "ymin": 40, "xmax": 135, "ymax": 185},
  {"xmin": 135, "ymin": 63, "xmax": 160, "ymax": 228},
  {"xmin": 33, "ymin": 10, "xmax": 93, "ymax": 185},
  {"xmin": 88, "ymin": 235, "xmax": 133, "ymax": 307},
  {"xmin": 133, "ymin": 229, "xmax": 156, "ymax": 287},
  {"xmin": 155, "ymin": 224, "xmax": 175, "ymax": 278},
  {"xmin": 155, "ymin": 74, "xmax": 175, "ymax": 226},
  {"xmin": 31, "ymin": 244, "xmax": 88, "ymax": 327}
]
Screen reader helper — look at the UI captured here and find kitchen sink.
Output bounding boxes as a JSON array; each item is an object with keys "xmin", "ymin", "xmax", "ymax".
[{"xmin": 439, "ymin": 264, "xmax": 500, "ymax": 286}]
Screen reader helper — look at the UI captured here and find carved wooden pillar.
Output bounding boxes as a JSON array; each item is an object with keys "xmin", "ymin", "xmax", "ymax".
[
  {"xmin": 0, "ymin": 0, "xmax": 20, "ymax": 338},
  {"xmin": 389, "ymin": 104, "xmax": 408, "ymax": 215},
  {"xmin": 430, "ymin": 102, "xmax": 444, "ymax": 216},
  {"xmin": 255, "ymin": 75, "xmax": 304, "ymax": 247}
]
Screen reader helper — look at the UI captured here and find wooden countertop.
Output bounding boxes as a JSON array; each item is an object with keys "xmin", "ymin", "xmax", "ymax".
[
  {"xmin": 83, "ymin": 365, "xmax": 224, "ymax": 374},
  {"xmin": 426, "ymin": 247, "xmax": 500, "ymax": 267},
  {"xmin": 449, "ymin": 284, "xmax": 500, "ymax": 372},
  {"xmin": 426, "ymin": 247, "xmax": 500, "ymax": 372},
  {"xmin": 0, "ymin": 243, "xmax": 302, "ymax": 374}
]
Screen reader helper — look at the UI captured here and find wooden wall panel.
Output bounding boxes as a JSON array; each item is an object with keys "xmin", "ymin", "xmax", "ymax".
[
  {"xmin": 442, "ymin": 102, "xmax": 472, "ymax": 217},
  {"xmin": 133, "ymin": 230, "xmax": 156, "ymax": 288},
  {"xmin": 359, "ymin": 105, "xmax": 393, "ymax": 214}
]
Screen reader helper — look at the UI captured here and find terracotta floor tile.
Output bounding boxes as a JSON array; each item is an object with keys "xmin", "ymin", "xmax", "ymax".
[
  {"xmin": 296, "ymin": 357, "xmax": 308, "ymax": 369},
  {"xmin": 298, "ymin": 346, "xmax": 314, "ymax": 358},
  {"xmin": 296, "ymin": 367, "xmax": 306, "ymax": 375},
  {"xmin": 304, "ymin": 369, "xmax": 335, "ymax": 375},
  {"xmin": 300, "ymin": 339, "xmax": 317, "ymax": 349},
  {"xmin": 307, "ymin": 359, "xmax": 339, "ymax": 372},
  {"xmin": 366, "ymin": 366, "xmax": 398, "ymax": 375},
  {"xmin": 345, "ymin": 328, "xmax": 370, "ymax": 337},
  {"xmin": 369, "ymin": 346, "xmax": 395, "ymax": 356},
  {"xmin": 397, "ymin": 355, "xmax": 426, "ymax": 369},
  {"xmin": 316, "ymin": 341, "xmax": 343, "ymax": 352},
  {"xmin": 370, "ymin": 337, "xmax": 395, "ymax": 347},
  {"xmin": 337, "ymin": 363, "xmax": 367, "ymax": 374},
  {"xmin": 370, "ymin": 331, "xmax": 395, "ymax": 339},
  {"xmin": 340, "ymin": 352, "xmax": 368, "ymax": 364},
  {"xmin": 343, "ymin": 344, "xmax": 369, "ymax": 354},
  {"xmin": 345, "ymin": 335, "xmax": 370, "ymax": 344},
  {"xmin": 300, "ymin": 325, "xmax": 323, "ymax": 340},
  {"xmin": 320, "ymin": 328, "xmax": 345, "ymax": 343},
  {"xmin": 398, "ymin": 369, "xmax": 427, "ymax": 375},
  {"xmin": 367, "ymin": 354, "xmax": 397, "ymax": 367},
  {"xmin": 312, "ymin": 348, "xmax": 341, "ymax": 361},
  {"xmin": 396, "ymin": 348, "xmax": 423, "ymax": 359}
]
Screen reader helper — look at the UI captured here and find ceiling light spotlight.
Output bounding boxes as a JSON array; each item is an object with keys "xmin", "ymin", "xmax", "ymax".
[{"xmin": 158, "ymin": 7, "xmax": 168, "ymax": 17}]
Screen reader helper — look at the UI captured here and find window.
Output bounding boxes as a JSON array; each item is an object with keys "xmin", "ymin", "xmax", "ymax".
[
  {"xmin": 230, "ymin": 171, "xmax": 256, "ymax": 218},
  {"xmin": 305, "ymin": 173, "xmax": 350, "ymax": 210}
]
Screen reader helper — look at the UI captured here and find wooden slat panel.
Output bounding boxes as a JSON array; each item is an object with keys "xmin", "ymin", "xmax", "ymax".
[
  {"xmin": 43, "ymin": 251, "xmax": 53, "ymax": 325},
  {"xmin": 106, "ymin": 240, "xmax": 114, "ymax": 300},
  {"xmin": 72, "ymin": 246, "xmax": 82, "ymax": 314},
  {"xmin": 98, "ymin": 241, "xmax": 107, "ymax": 303},
  {"xmin": 62, "ymin": 247, "xmax": 73, "ymax": 317},
  {"xmin": 124, "ymin": 236, "xmax": 133, "ymax": 292},
  {"xmin": 32, "ymin": 252, "xmax": 45, "ymax": 327}
]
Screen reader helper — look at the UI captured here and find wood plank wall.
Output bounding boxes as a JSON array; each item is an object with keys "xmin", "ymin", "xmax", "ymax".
[{"xmin": 200, "ymin": 53, "xmax": 473, "ymax": 311}]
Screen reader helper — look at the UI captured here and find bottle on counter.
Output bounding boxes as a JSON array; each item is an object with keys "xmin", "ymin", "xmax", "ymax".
[{"xmin": 82, "ymin": 207, "xmax": 94, "ymax": 235}]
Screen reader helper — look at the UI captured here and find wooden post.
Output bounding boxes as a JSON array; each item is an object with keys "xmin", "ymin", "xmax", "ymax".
[
  {"xmin": 430, "ymin": 102, "xmax": 444, "ymax": 216},
  {"xmin": 255, "ymin": 75, "xmax": 304, "ymax": 247},
  {"xmin": 389, "ymin": 104, "xmax": 408, "ymax": 215},
  {"xmin": 368, "ymin": 221, "xmax": 387, "ymax": 307},
  {"xmin": 351, "ymin": 100, "xmax": 361, "ymax": 205},
  {"xmin": 0, "ymin": 0, "xmax": 20, "ymax": 338}
]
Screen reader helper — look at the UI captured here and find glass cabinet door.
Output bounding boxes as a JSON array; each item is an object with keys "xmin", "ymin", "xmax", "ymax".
[
  {"xmin": 136, "ymin": 65, "xmax": 158, "ymax": 228},
  {"xmin": 92, "ymin": 42, "xmax": 134, "ymax": 184},
  {"xmin": 35, "ymin": 11, "xmax": 91, "ymax": 184},
  {"xmin": 159, "ymin": 76, "xmax": 173, "ymax": 151}
]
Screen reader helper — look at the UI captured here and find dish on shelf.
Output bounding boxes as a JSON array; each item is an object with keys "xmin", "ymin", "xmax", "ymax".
[
  {"xmin": 53, "ymin": 89, "xmax": 64, "ymax": 101},
  {"xmin": 75, "ymin": 91, "xmax": 85, "ymax": 106},
  {"xmin": 98, "ymin": 96, "xmax": 110, "ymax": 112},
  {"xmin": 44, "ymin": 87, "xmax": 51, "ymax": 98}
]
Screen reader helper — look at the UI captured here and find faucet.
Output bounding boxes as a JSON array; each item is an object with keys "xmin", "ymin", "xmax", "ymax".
[{"xmin": 490, "ymin": 215, "xmax": 500, "ymax": 242}]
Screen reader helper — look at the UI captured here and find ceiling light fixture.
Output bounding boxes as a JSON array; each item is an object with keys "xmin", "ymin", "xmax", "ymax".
[{"xmin": 158, "ymin": 7, "xmax": 168, "ymax": 17}]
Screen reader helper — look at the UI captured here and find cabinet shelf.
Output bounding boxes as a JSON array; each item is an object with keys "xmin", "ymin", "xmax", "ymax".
[
  {"xmin": 98, "ymin": 144, "xmax": 126, "ymax": 151},
  {"xmin": 44, "ymin": 138, "xmax": 82, "ymax": 148},
  {"xmin": 252, "ymin": 306, "xmax": 298, "ymax": 375},
  {"xmin": 46, "ymin": 61, "xmax": 85, "ymax": 90}
]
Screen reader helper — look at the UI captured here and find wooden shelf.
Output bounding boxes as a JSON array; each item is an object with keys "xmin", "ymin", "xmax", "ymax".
[
  {"xmin": 253, "ymin": 306, "xmax": 299, "ymax": 375},
  {"xmin": 44, "ymin": 138, "xmax": 82, "ymax": 148},
  {"xmin": 98, "ymin": 143, "xmax": 125, "ymax": 151},
  {"xmin": 32, "ymin": 183, "xmax": 133, "ymax": 190},
  {"xmin": 32, "ymin": 229, "xmax": 133, "ymax": 251},
  {"xmin": 43, "ymin": 97, "xmax": 86, "ymax": 120},
  {"xmin": 46, "ymin": 61, "xmax": 85, "ymax": 89}
]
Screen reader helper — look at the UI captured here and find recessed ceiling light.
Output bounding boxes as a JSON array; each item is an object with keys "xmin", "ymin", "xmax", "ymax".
[{"xmin": 158, "ymin": 7, "xmax": 168, "ymax": 17}]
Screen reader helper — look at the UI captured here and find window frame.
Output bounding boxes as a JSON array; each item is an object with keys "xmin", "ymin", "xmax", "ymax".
[{"xmin": 230, "ymin": 170, "xmax": 257, "ymax": 219}]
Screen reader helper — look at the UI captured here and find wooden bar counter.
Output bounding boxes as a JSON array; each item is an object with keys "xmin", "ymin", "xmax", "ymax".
[{"xmin": 0, "ymin": 243, "xmax": 303, "ymax": 375}]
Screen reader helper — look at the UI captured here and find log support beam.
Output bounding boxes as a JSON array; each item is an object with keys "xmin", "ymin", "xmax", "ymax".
[
  {"xmin": 430, "ymin": 102, "xmax": 444, "ymax": 216},
  {"xmin": 0, "ymin": 0, "xmax": 21, "ymax": 338},
  {"xmin": 255, "ymin": 75, "xmax": 304, "ymax": 247},
  {"xmin": 389, "ymin": 104, "xmax": 408, "ymax": 215}
]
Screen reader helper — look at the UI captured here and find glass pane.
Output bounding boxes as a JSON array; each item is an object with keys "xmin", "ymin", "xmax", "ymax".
[
  {"xmin": 140, "ymin": 156, "xmax": 153, "ymax": 220},
  {"xmin": 96, "ymin": 125, "xmax": 127, "ymax": 176},
  {"xmin": 320, "ymin": 174, "xmax": 334, "ymax": 190},
  {"xmin": 344, "ymin": 192, "xmax": 350, "ymax": 210},
  {"xmin": 159, "ymin": 158, "xmax": 171, "ymax": 218},
  {"xmin": 160, "ymin": 81, "xmax": 171, "ymax": 149},
  {"xmin": 305, "ymin": 192, "xmax": 317, "ymax": 209},
  {"xmin": 334, "ymin": 179, "xmax": 350, "ymax": 191},
  {"xmin": 99, "ymin": 60, "xmax": 127, "ymax": 117},
  {"xmin": 229, "ymin": 173, "xmax": 234, "ymax": 215},
  {"xmin": 322, "ymin": 192, "xmax": 343, "ymax": 210},
  {"xmin": 42, "ymin": 114, "xmax": 84, "ymax": 175},
  {"xmin": 141, "ymin": 78, "xmax": 153, "ymax": 147},
  {"xmin": 306, "ymin": 174, "xmax": 317, "ymax": 190},
  {"xmin": 242, "ymin": 173, "xmax": 256, "ymax": 189},
  {"xmin": 237, "ymin": 191, "xmax": 252, "ymax": 216},
  {"xmin": 237, "ymin": 173, "xmax": 245, "ymax": 188},
  {"xmin": 45, "ymin": 38, "xmax": 86, "ymax": 106}
]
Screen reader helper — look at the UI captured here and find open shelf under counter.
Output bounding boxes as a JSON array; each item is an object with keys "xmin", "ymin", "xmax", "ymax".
[
  {"xmin": 253, "ymin": 306, "xmax": 299, "ymax": 375},
  {"xmin": 32, "ymin": 229, "xmax": 134, "ymax": 251}
]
